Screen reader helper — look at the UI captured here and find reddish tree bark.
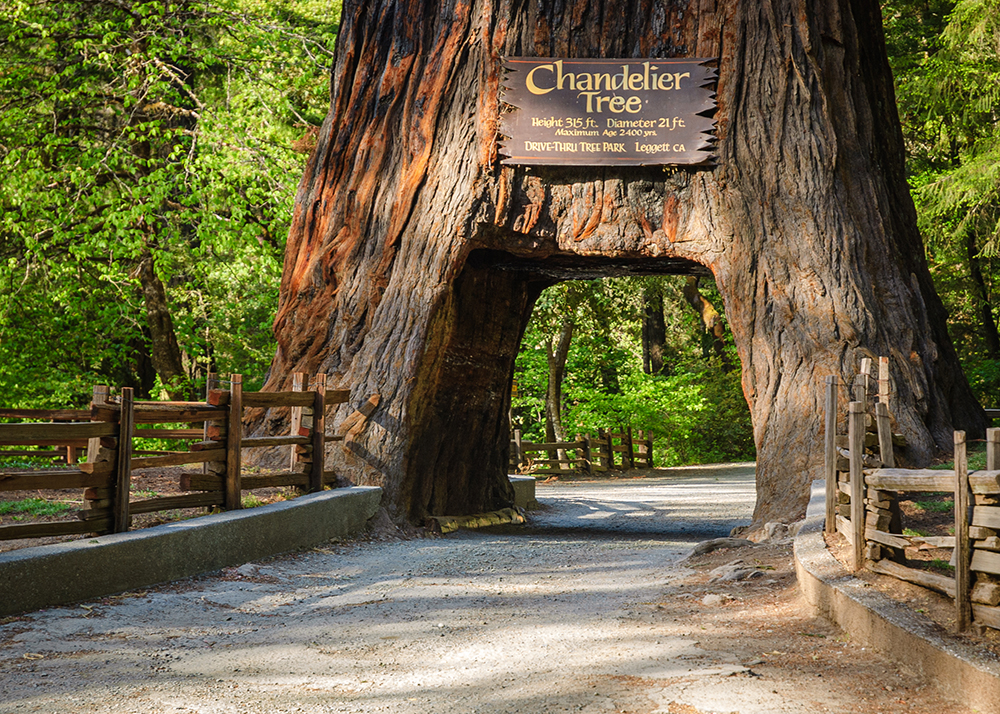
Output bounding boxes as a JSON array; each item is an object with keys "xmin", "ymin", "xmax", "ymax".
[{"xmin": 263, "ymin": 0, "xmax": 986, "ymax": 527}]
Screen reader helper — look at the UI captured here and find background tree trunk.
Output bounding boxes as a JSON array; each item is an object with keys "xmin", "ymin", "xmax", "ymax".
[
  {"xmin": 138, "ymin": 251, "xmax": 188, "ymax": 400},
  {"xmin": 642, "ymin": 282, "xmax": 668, "ymax": 375},
  {"xmin": 545, "ymin": 318, "xmax": 573, "ymax": 462},
  {"xmin": 263, "ymin": 0, "xmax": 986, "ymax": 527}
]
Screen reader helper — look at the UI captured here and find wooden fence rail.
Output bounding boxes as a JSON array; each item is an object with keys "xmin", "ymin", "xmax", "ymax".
[
  {"xmin": 509, "ymin": 427, "xmax": 653, "ymax": 476},
  {"xmin": 825, "ymin": 356, "xmax": 1000, "ymax": 632},
  {"xmin": 0, "ymin": 373, "xmax": 375, "ymax": 543}
]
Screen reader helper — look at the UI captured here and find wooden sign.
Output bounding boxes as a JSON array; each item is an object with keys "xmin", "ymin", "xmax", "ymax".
[{"xmin": 499, "ymin": 57, "xmax": 717, "ymax": 166}]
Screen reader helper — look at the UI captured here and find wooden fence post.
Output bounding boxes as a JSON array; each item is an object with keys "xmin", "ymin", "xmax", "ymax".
[
  {"xmin": 955, "ymin": 431, "xmax": 972, "ymax": 632},
  {"xmin": 876, "ymin": 402, "xmax": 895, "ymax": 468},
  {"xmin": 83, "ymin": 385, "xmax": 115, "ymax": 530},
  {"xmin": 87, "ymin": 385, "xmax": 109, "ymax": 462},
  {"xmin": 112, "ymin": 387, "xmax": 135, "ymax": 534},
  {"xmin": 824, "ymin": 375, "xmax": 838, "ymax": 534},
  {"xmin": 310, "ymin": 373, "xmax": 327, "ymax": 492},
  {"xmin": 577, "ymin": 434, "xmax": 591, "ymax": 475},
  {"xmin": 878, "ymin": 356, "xmax": 891, "ymax": 406},
  {"xmin": 203, "ymin": 372, "xmax": 216, "ymax": 475},
  {"xmin": 849, "ymin": 400, "xmax": 865, "ymax": 571},
  {"xmin": 853, "ymin": 373, "xmax": 867, "ymax": 409},
  {"xmin": 955, "ymin": 430, "xmax": 971, "ymax": 632},
  {"xmin": 625, "ymin": 427, "xmax": 635, "ymax": 470},
  {"xmin": 289, "ymin": 371, "xmax": 306, "ymax": 471},
  {"xmin": 987, "ymin": 427, "xmax": 1000, "ymax": 471},
  {"xmin": 513, "ymin": 429, "xmax": 523, "ymax": 473},
  {"xmin": 224, "ymin": 374, "xmax": 243, "ymax": 510}
]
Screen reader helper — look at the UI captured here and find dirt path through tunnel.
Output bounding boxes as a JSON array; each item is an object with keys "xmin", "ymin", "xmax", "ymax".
[{"xmin": 0, "ymin": 464, "xmax": 974, "ymax": 713}]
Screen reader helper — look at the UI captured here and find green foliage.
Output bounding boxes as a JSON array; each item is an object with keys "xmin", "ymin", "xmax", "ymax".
[
  {"xmin": 513, "ymin": 276, "xmax": 754, "ymax": 467},
  {"xmin": 929, "ymin": 558, "xmax": 955, "ymax": 572},
  {"xmin": 0, "ymin": 0, "xmax": 340, "ymax": 404},
  {"xmin": 913, "ymin": 499, "xmax": 955, "ymax": 512},
  {"xmin": 0, "ymin": 497, "xmax": 74, "ymax": 517},
  {"xmin": 885, "ymin": 0, "xmax": 1000, "ymax": 385}
]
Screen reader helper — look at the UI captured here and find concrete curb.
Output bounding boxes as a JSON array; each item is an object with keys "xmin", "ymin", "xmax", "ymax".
[
  {"xmin": 509, "ymin": 475, "xmax": 540, "ymax": 510},
  {"xmin": 1, "ymin": 486, "xmax": 382, "ymax": 618},
  {"xmin": 794, "ymin": 479, "xmax": 1000, "ymax": 713}
]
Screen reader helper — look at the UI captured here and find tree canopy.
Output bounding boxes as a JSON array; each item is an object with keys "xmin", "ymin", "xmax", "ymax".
[{"xmin": 0, "ymin": 0, "xmax": 338, "ymax": 405}]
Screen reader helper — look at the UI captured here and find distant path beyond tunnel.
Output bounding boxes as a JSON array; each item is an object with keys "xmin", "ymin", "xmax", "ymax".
[{"xmin": 529, "ymin": 462, "xmax": 756, "ymax": 539}]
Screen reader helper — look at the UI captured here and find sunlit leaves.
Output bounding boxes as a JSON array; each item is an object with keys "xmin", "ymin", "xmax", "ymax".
[
  {"xmin": 0, "ymin": 0, "xmax": 340, "ymax": 404},
  {"xmin": 513, "ymin": 276, "xmax": 752, "ymax": 467}
]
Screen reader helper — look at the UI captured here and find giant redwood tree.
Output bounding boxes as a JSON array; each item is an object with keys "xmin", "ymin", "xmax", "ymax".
[{"xmin": 263, "ymin": 0, "xmax": 987, "ymax": 527}]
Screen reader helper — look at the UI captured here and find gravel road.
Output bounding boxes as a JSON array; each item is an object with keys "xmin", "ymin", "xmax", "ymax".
[{"xmin": 0, "ymin": 464, "xmax": 974, "ymax": 713}]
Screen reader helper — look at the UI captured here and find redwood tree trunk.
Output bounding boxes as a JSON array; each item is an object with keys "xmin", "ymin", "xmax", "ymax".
[{"xmin": 264, "ymin": 0, "xmax": 986, "ymax": 527}]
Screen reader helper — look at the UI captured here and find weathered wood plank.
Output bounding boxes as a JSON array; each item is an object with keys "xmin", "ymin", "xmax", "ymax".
[
  {"xmin": 129, "ymin": 492, "xmax": 224, "ymax": 514},
  {"xmin": 972, "ymin": 603, "xmax": 1000, "ymax": 631},
  {"xmin": 836, "ymin": 515, "xmax": 854, "ymax": 545},
  {"xmin": 0, "ymin": 409, "xmax": 91, "ymax": 421},
  {"xmin": 865, "ymin": 528, "xmax": 911, "ymax": 550},
  {"xmin": 224, "ymin": 375, "xmax": 243, "ymax": 510},
  {"xmin": 0, "ymin": 517, "xmax": 112, "ymax": 541},
  {"xmin": 0, "ymin": 449, "xmax": 64, "ymax": 458},
  {"xmin": 0, "ymin": 421, "xmax": 117, "ymax": 445},
  {"xmin": 521, "ymin": 441, "xmax": 583, "ymax": 451},
  {"xmin": 189, "ymin": 440, "xmax": 226, "ymax": 452},
  {"xmin": 92, "ymin": 404, "xmax": 226, "ymax": 424},
  {"xmin": 865, "ymin": 469, "xmax": 952, "ymax": 492},
  {"xmin": 876, "ymin": 401, "xmax": 895, "ymax": 468},
  {"xmin": 310, "ymin": 373, "xmax": 327, "ymax": 493},
  {"xmin": 289, "ymin": 372, "xmax": 306, "ymax": 471},
  {"xmin": 824, "ymin": 375, "xmax": 838, "ymax": 534},
  {"xmin": 971, "ymin": 549, "xmax": 1000, "ymax": 576},
  {"xmin": 112, "ymin": 389, "xmax": 134, "ymax": 534},
  {"xmin": 867, "ymin": 468, "xmax": 1000, "ymax": 494},
  {"xmin": 130, "ymin": 449, "xmax": 226, "ymax": 470},
  {"xmin": 242, "ymin": 473, "xmax": 309, "ymax": 489},
  {"xmin": 973, "ymin": 505, "xmax": 1000, "ymax": 530},
  {"xmin": 179, "ymin": 473, "xmax": 224, "ymax": 491},
  {"xmin": 869, "ymin": 558, "xmax": 956, "ymax": 598},
  {"xmin": 325, "ymin": 389, "xmax": 351, "ymax": 404},
  {"xmin": 133, "ymin": 428, "xmax": 204, "ymax": 439},
  {"xmin": 241, "ymin": 435, "xmax": 310, "ymax": 448},
  {"xmin": 849, "ymin": 401, "xmax": 865, "ymax": 570},
  {"xmin": 338, "ymin": 394, "xmax": 380, "ymax": 442},
  {"xmin": 955, "ymin": 430, "xmax": 972, "ymax": 631},
  {"xmin": 242, "ymin": 391, "xmax": 315, "ymax": 409},
  {"xmin": 0, "ymin": 465, "xmax": 113, "ymax": 491},
  {"xmin": 975, "ymin": 536, "xmax": 1000, "ymax": 551},
  {"xmin": 988, "ymin": 428, "xmax": 1000, "ymax": 472}
]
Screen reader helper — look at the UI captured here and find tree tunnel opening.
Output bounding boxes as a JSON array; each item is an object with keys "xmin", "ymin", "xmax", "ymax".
[{"xmin": 401, "ymin": 248, "xmax": 755, "ymax": 524}]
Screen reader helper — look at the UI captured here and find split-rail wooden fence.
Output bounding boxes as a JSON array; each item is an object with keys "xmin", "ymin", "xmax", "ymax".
[
  {"xmin": 509, "ymin": 428, "xmax": 653, "ymax": 476},
  {"xmin": 825, "ymin": 356, "xmax": 1000, "ymax": 632},
  {"xmin": 0, "ymin": 373, "xmax": 378, "ymax": 543}
]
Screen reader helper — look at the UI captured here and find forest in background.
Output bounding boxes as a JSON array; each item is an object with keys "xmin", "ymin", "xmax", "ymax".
[{"xmin": 1, "ymin": 0, "xmax": 997, "ymax": 466}]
